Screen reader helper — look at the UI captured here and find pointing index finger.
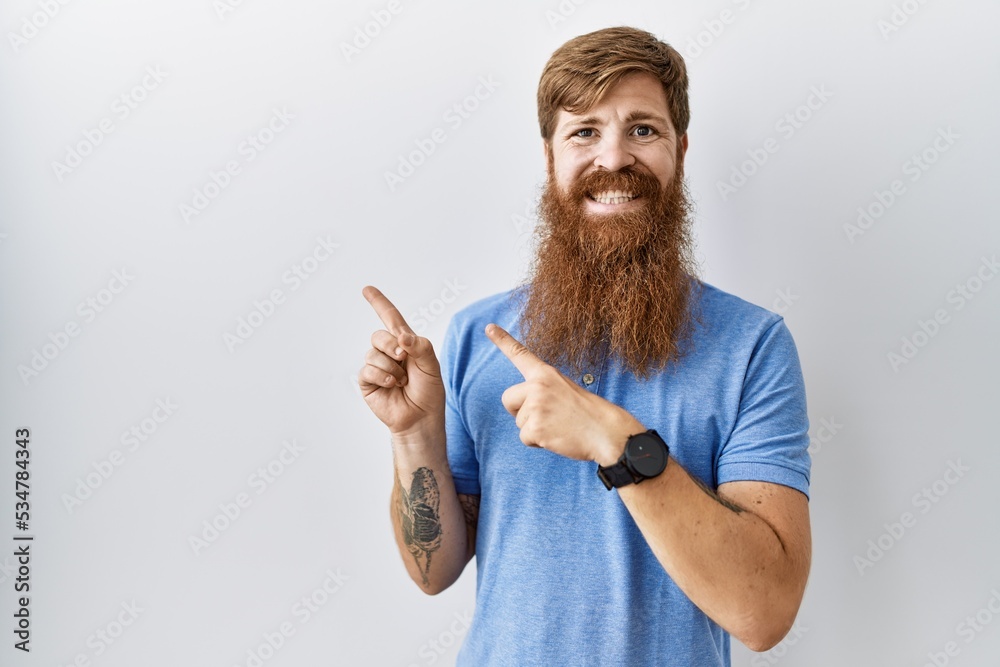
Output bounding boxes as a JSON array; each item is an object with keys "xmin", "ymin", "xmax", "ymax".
[
  {"xmin": 486, "ymin": 323, "xmax": 544, "ymax": 377},
  {"xmin": 362, "ymin": 285, "xmax": 414, "ymax": 337}
]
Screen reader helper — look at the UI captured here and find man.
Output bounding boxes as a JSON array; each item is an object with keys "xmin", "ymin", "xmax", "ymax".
[{"xmin": 359, "ymin": 26, "xmax": 811, "ymax": 666}]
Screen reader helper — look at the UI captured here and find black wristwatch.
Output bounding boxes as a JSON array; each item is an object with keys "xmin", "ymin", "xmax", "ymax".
[{"xmin": 597, "ymin": 429, "xmax": 669, "ymax": 490}]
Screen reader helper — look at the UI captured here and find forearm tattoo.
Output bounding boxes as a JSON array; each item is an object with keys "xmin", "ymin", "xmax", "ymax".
[
  {"xmin": 395, "ymin": 467, "xmax": 443, "ymax": 587},
  {"xmin": 691, "ymin": 475, "xmax": 746, "ymax": 514}
]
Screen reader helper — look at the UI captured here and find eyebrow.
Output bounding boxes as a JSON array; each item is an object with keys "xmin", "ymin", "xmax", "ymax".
[{"xmin": 623, "ymin": 110, "xmax": 671, "ymax": 125}]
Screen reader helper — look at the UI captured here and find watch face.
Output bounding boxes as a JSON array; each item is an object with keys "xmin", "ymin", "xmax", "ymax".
[{"xmin": 626, "ymin": 433, "xmax": 667, "ymax": 478}]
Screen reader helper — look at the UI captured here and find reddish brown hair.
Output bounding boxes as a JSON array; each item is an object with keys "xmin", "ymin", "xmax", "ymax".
[{"xmin": 537, "ymin": 26, "xmax": 690, "ymax": 141}]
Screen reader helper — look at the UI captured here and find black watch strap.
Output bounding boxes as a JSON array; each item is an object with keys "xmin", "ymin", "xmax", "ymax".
[{"xmin": 597, "ymin": 458, "xmax": 639, "ymax": 490}]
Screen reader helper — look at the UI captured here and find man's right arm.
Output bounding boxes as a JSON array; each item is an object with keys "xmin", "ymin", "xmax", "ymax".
[
  {"xmin": 359, "ymin": 285, "xmax": 478, "ymax": 594},
  {"xmin": 388, "ymin": 424, "xmax": 478, "ymax": 594}
]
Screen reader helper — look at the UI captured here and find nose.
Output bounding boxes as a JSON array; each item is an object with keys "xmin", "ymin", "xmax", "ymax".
[{"xmin": 593, "ymin": 134, "xmax": 635, "ymax": 172}]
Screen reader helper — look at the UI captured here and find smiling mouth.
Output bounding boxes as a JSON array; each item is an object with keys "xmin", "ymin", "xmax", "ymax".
[{"xmin": 587, "ymin": 190, "xmax": 639, "ymax": 205}]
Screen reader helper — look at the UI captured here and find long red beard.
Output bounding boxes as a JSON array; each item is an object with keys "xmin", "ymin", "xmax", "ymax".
[{"xmin": 513, "ymin": 158, "xmax": 700, "ymax": 380}]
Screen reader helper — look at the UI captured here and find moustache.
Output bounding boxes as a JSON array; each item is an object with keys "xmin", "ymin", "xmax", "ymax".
[{"xmin": 569, "ymin": 167, "xmax": 663, "ymax": 201}]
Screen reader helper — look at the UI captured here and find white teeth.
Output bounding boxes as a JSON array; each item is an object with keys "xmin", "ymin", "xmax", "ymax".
[{"xmin": 591, "ymin": 190, "xmax": 638, "ymax": 205}]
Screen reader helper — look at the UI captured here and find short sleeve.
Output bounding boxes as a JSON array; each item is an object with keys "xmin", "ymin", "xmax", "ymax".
[
  {"xmin": 441, "ymin": 316, "xmax": 481, "ymax": 495},
  {"xmin": 716, "ymin": 318, "xmax": 811, "ymax": 499}
]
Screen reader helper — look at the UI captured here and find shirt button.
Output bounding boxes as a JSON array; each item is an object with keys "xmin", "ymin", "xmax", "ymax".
[{"xmin": 582, "ymin": 373, "xmax": 595, "ymax": 386}]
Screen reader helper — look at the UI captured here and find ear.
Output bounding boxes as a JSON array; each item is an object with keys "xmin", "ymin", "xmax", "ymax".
[
  {"xmin": 677, "ymin": 132, "xmax": 689, "ymax": 168},
  {"xmin": 542, "ymin": 140, "xmax": 551, "ymax": 172}
]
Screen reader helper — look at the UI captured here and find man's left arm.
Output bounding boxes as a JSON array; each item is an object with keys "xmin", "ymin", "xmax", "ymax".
[{"xmin": 597, "ymin": 409, "xmax": 810, "ymax": 653}]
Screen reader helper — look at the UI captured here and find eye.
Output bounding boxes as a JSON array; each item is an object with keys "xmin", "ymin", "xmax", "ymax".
[
  {"xmin": 633, "ymin": 125, "xmax": 656, "ymax": 137},
  {"xmin": 573, "ymin": 128, "xmax": 594, "ymax": 138}
]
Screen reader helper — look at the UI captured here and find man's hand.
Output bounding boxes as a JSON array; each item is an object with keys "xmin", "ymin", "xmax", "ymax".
[
  {"xmin": 485, "ymin": 323, "xmax": 643, "ymax": 465},
  {"xmin": 360, "ymin": 286, "xmax": 445, "ymax": 439}
]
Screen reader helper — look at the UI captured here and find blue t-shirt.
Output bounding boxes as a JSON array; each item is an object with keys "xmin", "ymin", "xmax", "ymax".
[{"xmin": 441, "ymin": 281, "xmax": 811, "ymax": 667}]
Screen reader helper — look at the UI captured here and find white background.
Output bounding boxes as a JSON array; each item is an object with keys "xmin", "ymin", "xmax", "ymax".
[{"xmin": 2, "ymin": 0, "xmax": 998, "ymax": 665}]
